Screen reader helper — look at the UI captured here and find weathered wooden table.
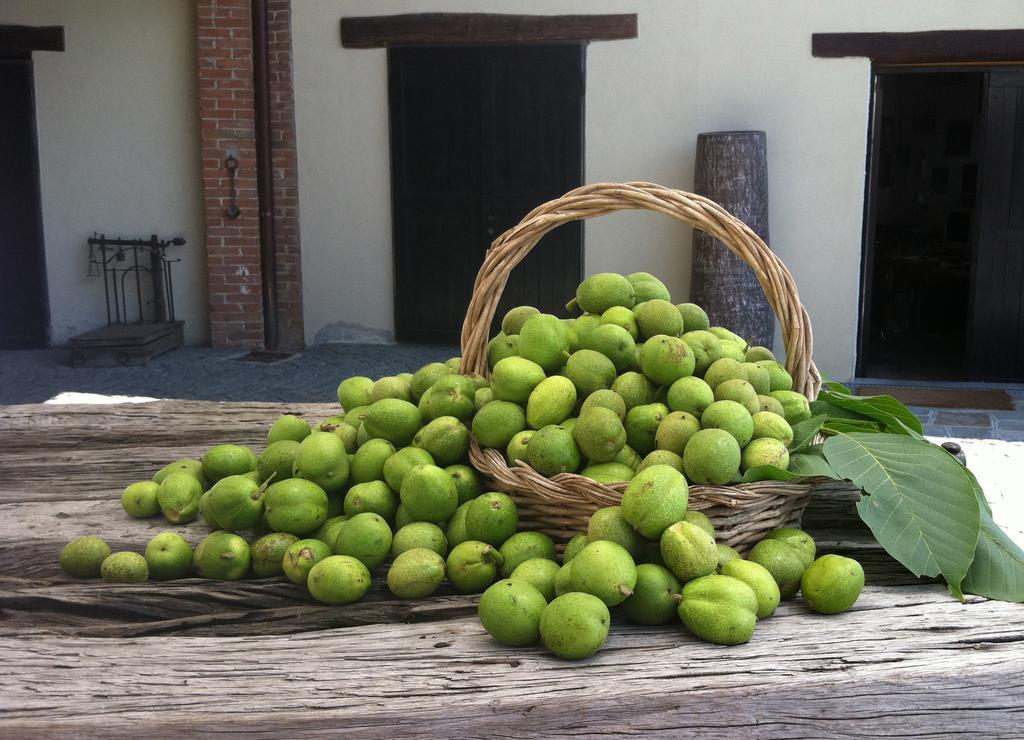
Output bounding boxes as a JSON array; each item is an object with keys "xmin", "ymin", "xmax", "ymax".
[{"xmin": 1, "ymin": 401, "xmax": 1021, "ymax": 737}]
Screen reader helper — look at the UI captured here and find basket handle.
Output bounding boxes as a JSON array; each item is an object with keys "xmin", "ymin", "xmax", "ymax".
[{"xmin": 459, "ymin": 181, "xmax": 820, "ymax": 399}]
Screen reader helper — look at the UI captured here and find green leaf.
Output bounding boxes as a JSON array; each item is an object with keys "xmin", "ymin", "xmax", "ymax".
[
  {"xmin": 737, "ymin": 465, "xmax": 802, "ymax": 483},
  {"xmin": 822, "ymin": 418, "xmax": 884, "ymax": 435},
  {"xmin": 962, "ymin": 512, "xmax": 1024, "ymax": 602},
  {"xmin": 809, "ymin": 399, "xmax": 866, "ymax": 421},
  {"xmin": 960, "ymin": 466, "xmax": 1024, "ymax": 602},
  {"xmin": 823, "ymin": 433, "xmax": 980, "ymax": 599},
  {"xmin": 817, "ymin": 388, "xmax": 924, "ymax": 436},
  {"xmin": 788, "ymin": 414, "xmax": 827, "ymax": 453},
  {"xmin": 787, "ymin": 451, "xmax": 840, "ymax": 479}
]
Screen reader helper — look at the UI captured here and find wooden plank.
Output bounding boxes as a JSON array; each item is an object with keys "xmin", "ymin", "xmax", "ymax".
[
  {"xmin": 812, "ymin": 30, "xmax": 1024, "ymax": 65},
  {"xmin": 1, "ymin": 586, "xmax": 1021, "ymax": 736},
  {"xmin": 0, "ymin": 25, "xmax": 64, "ymax": 55},
  {"xmin": 341, "ymin": 13, "xmax": 637, "ymax": 48}
]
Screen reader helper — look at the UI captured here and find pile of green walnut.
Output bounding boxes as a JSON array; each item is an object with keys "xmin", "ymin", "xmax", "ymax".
[{"xmin": 59, "ymin": 270, "xmax": 863, "ymax": 660}]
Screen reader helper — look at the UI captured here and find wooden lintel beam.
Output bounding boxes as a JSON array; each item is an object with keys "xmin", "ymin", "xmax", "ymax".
[
  {"xmin": 0, "ymin": 25, "xmax": 65, "ymax": 55},
  {"xmin": 812, "ymin": 29, "xmax": 1024, "ymax": 65},
  {"xmin": 341, "ymin": 13, "xmax": 637, "ymax": 49}
]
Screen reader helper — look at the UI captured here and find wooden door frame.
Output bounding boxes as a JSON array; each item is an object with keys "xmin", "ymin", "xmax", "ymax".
[
  {"xmin": 0, "ymin": 26, "xmax": 63, "ymax": 348},
  {"xmin": 856, "ymin": 63, "xmax": 1021, "ymax": 378}
]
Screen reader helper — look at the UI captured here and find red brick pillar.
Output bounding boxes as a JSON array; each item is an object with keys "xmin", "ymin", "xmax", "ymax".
[{"xmin": 195, "ymin": 0, "xmax": 304, "ymax": 350}]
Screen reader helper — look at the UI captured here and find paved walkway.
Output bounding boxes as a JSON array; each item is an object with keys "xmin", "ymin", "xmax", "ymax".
[{"xmin": 1, "ymin": 345, "xmax": 1021, "ymax": 441}]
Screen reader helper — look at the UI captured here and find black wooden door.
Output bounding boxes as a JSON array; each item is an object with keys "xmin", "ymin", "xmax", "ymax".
[
  {"xmin": 0, "ymin": 58, "xmax": 49, "ymax": 348},
  {"xmin": 970, "ymin": 70, "xmax": 1024, "ymax": 380},
  {"xmin": 389, "ymin": 44, "xmax": 584, "ymax": 343}
]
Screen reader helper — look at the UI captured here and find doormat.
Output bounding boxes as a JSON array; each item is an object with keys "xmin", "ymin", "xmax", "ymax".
[
  {"xmin": 233, "ymin": 350, "xmax": 295, "ymax": 364},
  {"xmin": 852, "ymin": 386, "xmax": 1015, "ymax": 410}
]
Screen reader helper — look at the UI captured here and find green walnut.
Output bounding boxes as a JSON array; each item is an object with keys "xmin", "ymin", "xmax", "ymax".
[
  {"xmin": 387, "ymin": 547, "xmax": 446, "ymax": 599},
  {"xmin": 263, "ymin": 478, "xmax": 329, "ymax": 536},
  {"xmin": 59, "ymin": 536, "xmax": 112, "ymax": 578},
  {"xmin": 677, "ymin": 574, "xmax": 759, "ymax": 645},
  {"xmin": 660, "ymin": 520, "xmax": 717, "ymax": 584},
  {"xmin": 622, "ymin": 563, "xmax": 682, "ymax": 625},
  {"xmin": 540, "ymin": 592, "xmax": 611, "ymax": 660},
  {"xmin": 800, "ymin": 554, "xmax": 865, "ymax": 614},
  {"xmin": 620, "ymin": 464, "xmax": 689, "ymax": 540},
  {"xmin": 748, "ymin": 538, "xmax": 807, "ymax": 598},
  {"xmin": 478, "ymin": 578, "xmax": 549, "ymax": 647},
  {"xmin": 720, "ymin": 559, "xmax": 781, "ymax": 619}
]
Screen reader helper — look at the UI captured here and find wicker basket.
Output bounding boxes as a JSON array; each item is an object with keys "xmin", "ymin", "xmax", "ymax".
[{"xmin": 460, "ymin": 182, "xmax": 823, "ymax": 553}]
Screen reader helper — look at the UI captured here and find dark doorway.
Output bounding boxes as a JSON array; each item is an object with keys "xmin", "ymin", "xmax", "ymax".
[
  {"xmin": 389, "ymin": 44, "xmax": 585, "ymax": 343},
  {"xmin": 0, "ymin": 56, "xmax": 49, "ymax": 348}
]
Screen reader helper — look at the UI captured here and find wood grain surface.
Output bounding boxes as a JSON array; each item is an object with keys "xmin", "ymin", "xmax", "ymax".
[{"xmin": 1, "ymin": 401, "xmax": 1021, "ymax": 737}]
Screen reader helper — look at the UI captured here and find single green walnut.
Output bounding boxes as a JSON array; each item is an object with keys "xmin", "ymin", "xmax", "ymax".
[
  {"xmin": 579, "ymin": 324, "xmax": 638, "ymax": 373},
  {"xmin": 387, "ymin": 547, "xmax": 446, "ymax": 599},
  {"xmin": 498, "ymin": 531, "xmax": 557, "ymax": 578},
  {"xmin": 312, "ymin": 515, "xmax": 349, "ymax": 550},
  {"xmin": 573, "ymin": 407, "xmax": 627, "ymax": 464},
  {"xmin": 683, "ymin": 428, "xmax": 742, "ymax": 485},
  {"xmin": 800, "ymin": 554, "xmax": 865, "ymax": 614},
  {"xmin": 677, "ymin": 303, "xmax": 710, "ymax": 333},
  {"xmin": 525, "ymin": 424, "xmax": 581, "ymax": 476},
  {"xmin": 153, "ymin": 458, "xmax": 208, "ymax": 488},
  {"xmin": 267, "ymin": 414, "xmax": 312, "ymax": 445},
  {"xmin": 292, "ymin": 431, "xmax": 350, "ymax": 495},
  {"xmin": 506, "ymin": 430, "xmax": 534, "ymax": 466},
  {"xmin": 758, "ymin": 395, "xmax": 787, "ymax": 417},
  {"xmin": 580, "ymin": 462, "xmax": 635, "ymax": 484},
  {"xmin": 701, "ymin": 400, "xmax": 755, "ymax": 447},
  {"xmin": 540, "ymin": 592, "xmax": 611, "ymax": 660},
  {"xmin": 768, "ymin": 390, "xmax": 812, "ymax": 425},
  {"xmin": 478, "ymin": 578, "xmax": 548, "ymax": 646},
  {"xmin": 741, "ymin": 363, "xmax": 772, "ymax": 396},
  {"xmin": 263, "ymin": 478, "xmax": 329, "ymax": 535},
  {"xmin": 677, "ymin": 574, "xmax": 759, "ymax": 645},
  {"xmin": 553, "ymin": 562, "xmax": 575, "ymax": 596},
  {"xmin": 620, "ymin": 464, "xmax": 689, "ymax": 540},
  {"xmin": 472, "ymin": 400, "xmax": 527, "ymax": 449},
  {"xmin": 465, "ymin": 492, "xmax": 518, "ymax": 547},
  {"xmin": 756, "ymin": 360, "xmax": 794, "ymax": 393},
  {"xmin": 570, "ymin": 540, "xmax": 638, "ymax": 607},
  {"xmin": 282, "ymin": 538, "xmax": 332, "ymax": 585},
  {"xmin": 144, "ymin": 533, "xmax": 193, "ymax": 581},
  {"xmin": 702, "ymin": 357, "xmax": 748, "ymax": 392},
  {"xmin": 638, "ymin": 335, "xmax": 696, "ymax": 386},
  {"xmin": 370, "ymin": 375, "xmax": 411, "ymax": 403},
  {"xmin": 307, "ymin": 555, "xmax": 372, "ymax": 605},
  {"xmin": 491, "ymin": 356, "xmax": 546, "ymax": 405},
  {"xmin": 627, "ymin": 271, "xmax": 671, "ymax": 304},
  {"xmin": 509, "ymin": 558, "xmax": 561, "ymax": 602},
  {"xmin": 337, "ymin": 376, "xmax": 374, "ymax": 411},
  {"xmin": 572, "ymin": 272, "xmax": 635, "ymax": 314},
  {"xmin": 748, "ymin": 538, "xmax": 807, "ymax": 598},
  {"xmin": 741, "ymin": 437, "xmax": 791, "ymax": 472},
  {"xmin": 59, "ymin": 536, "xmax": 111, "ymax": 578},
  {"xmin": 518, "ymin": 313, "xmax": 571, "ymax": 373},
  {"xmin": 680, "ymin": 330, "xmax": 722, "ymax": 376},
  {"xmin": 445, "ymin": 502, "xmax": 472, "ymax": 548},
  {"xmin": 399, "ymin": 464, "xmax": 458, "ymax": 523},
  {"xmin": 381, "ymin": 446, "xmax": 433, "ymax": 492},
  {"xmin": 410, "ymin": 361, "xmax": 454, "ymax": 402},
  {"xmin": 721, "ymin": 559, "xmax": 781, "ymax": 619},
  {"xmin": 411, "ymin": 416, "xmax": 469, "ymax": 466},
  {"xmin": 333, "ymin": 512, "xmax": 393, "ymax": 570},
  {"xmin": 624, "ymin": 402, "xmax": 669, "ymax": 456},
  {"xmin": 654, "ymin": 411, "xmax": 701, "ymax": 457},
  {"xmin": 765, "ymin": 527, "xmax": 817, "ymax": 568},
  {"xmin": 250, "ymin": 532, "xmax": 299, "ymax": 577},
  {"xmin": 363, "ymin": 398, "xmax": 422, "ymax": 446},
  {"xmin": 100, "ymin": 551, "xmax": 149, "ymax": 583},
  {"xmin": 207, "ymin": 474, "xmax": 265, "ymax": 530},
  {"xmin": 714, "ymin": 378, "xmax": 761, "ymax": 416},
  {"xmin": 660, "ymin": 520, "xmax": 718, "ymax": 583},
  {"xmin": 391, "ymin": 522, "xmax": 448, "ymax": 558},
  {"xmin": 622, "ymin": 563, "xmax": 683, "ymax": 625},
  {"xmin": 257, "ymin": 440, "xmax": 301, "ymax": 486},
  {"xmin": 562, "ymin": 534, "xmax": 589, "ymax": 563},
  {"xmin": 683, "ymin": 511, "xmax": 716, "ymax": 539},
  {"xmin": 601, "ymin": 305, "xmax": 640, "ymax": 339},
  {"xmin": 486, "ymin": 333, "xmax": 519, "ymax": 370},
  {"xmin": 612, "ymin": 371, "xmax": 656, "ymax": 410},
  {"xmin": 121, "ymin": 481, "xmax": 161, "ymax": 518},
  {"xmin": 634, "ymin": 298, "xmax": 683, "ymax": 338},
  {"xmin": 502, "ymin": 305, "xmax": 541, "ymax": 335},
  {"xmin": 750, "ymin": 411, "xmax": 794, "ymax": 446},
  {"xmin": 343, "ymin": 480, "xmax": 397, "ymax": 523},
  {"xmin": 157, "ymin": 471, "xmax": 204, "ymax": 524},
  {"xmin": 446, "ymin": 464, "xmax": 483, "ymax": 505},
  {"xmin": 202, "ymin": 444, "xmax": 257, "ymax": 483},
  {"xmin": 564, "ymin": 349, "xmax": 618, "ymax": 397},
  {"xmin": 419, "ymin": 375, "xmax": 476, "ymax": 422},
  {"xmin": 194, "ymin": 532, "xmax": 250, "ymax": 581},
  {"xmin": 715, "ymin": 543, "xmax": 741, "ymax": 571},
  {"xmin": 445, "ymin": 540, "xmax": 503, "ymax": 593},
  {"xmin": 587, "ymin": 505, "xmax": 643, "ymax": 558},
  {"xmin": 526, "ymin": 376, "xmax": 577, "ymax": 429}
]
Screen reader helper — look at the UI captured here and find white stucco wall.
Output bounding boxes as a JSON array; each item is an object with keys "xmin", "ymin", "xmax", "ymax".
[
  {"xmin": 292, "ymin": 0, "xmax": 1024, "ymax": 379},
  {"xmin": 0, "ymin": 1, "xmax": 207, "ymax": 345}
]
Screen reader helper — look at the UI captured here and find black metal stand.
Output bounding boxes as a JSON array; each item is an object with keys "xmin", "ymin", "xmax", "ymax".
[{"xmin": 69, "ymin": 234, "xmax": 187, "ymax": 367}]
